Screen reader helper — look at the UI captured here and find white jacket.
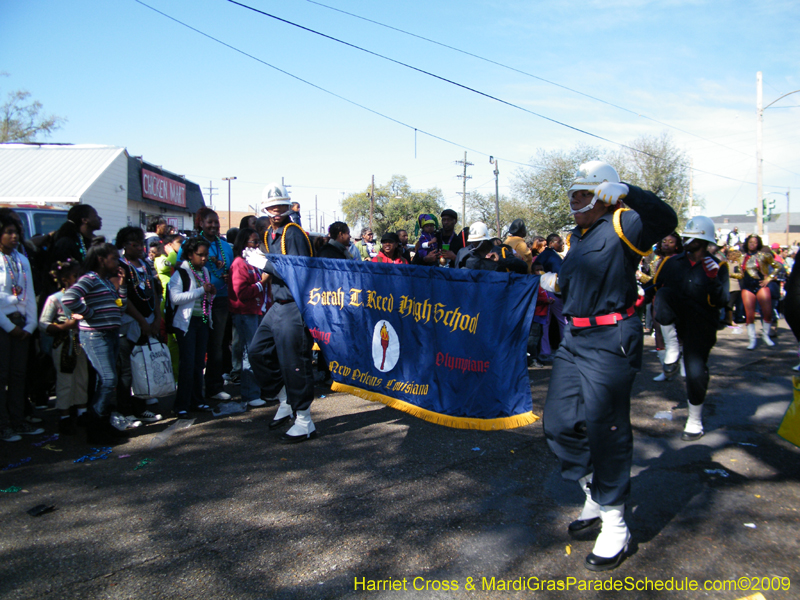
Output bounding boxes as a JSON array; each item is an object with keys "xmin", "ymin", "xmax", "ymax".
[
  {"xmin": 168, "ymin": 263, "xmax": 214, "ymax": 333},
  {"xmin": 0, "ymin": 250, "xmax": 37, "ymax": 334}
]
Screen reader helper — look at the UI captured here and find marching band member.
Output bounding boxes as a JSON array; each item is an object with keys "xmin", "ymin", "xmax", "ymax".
[
  {"xmin": 652, "ymin": 216, "xmax": 729, "ymax": 441},
  {"xmin": 539, "ymin": 161, "xmax": 677, "ymax": 571}
]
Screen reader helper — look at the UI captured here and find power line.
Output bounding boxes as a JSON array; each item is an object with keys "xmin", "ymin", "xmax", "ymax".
[
  {"xmin": 225, "ymin": 0, "xmax": 800, "ymax": 183},
  {"xmin": 134, "ymin": 0, "xmax": 790, "ymax": 189},
  {"xmin": 226, "ymin": 0, "xmax": 659, "ymax": 160},
  {"xmin": 132, "ymin": 0, "xmax": 532, "ymax": 168},
  {"xmin": 301, "ymin": 0, "xmax": 800, "ymax": 176}
]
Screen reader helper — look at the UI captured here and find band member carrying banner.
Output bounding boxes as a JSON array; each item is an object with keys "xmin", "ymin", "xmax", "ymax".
[
  {"xmin": 248, "ymin": 183, "xmax": 317, "ymax": 444},
  {"xmin": 538, "ymin": 161, "xmax": 677, "ymax": 572}
]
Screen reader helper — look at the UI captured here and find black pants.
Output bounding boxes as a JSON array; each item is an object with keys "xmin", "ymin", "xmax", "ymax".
[
  {"xmin": 543, "ymin": 316, "xmax": 641, "ymax": 507},
  {"xmin": 248, "ymin": 302, "xmax": 315, "ymax": 412},
  {"xmin": 655, "ymin": 287, "xmax": 717, "ymax": 407},
  {"xmin": 527, "ymin": 321, "xmax": 543, "ymax": 363}
]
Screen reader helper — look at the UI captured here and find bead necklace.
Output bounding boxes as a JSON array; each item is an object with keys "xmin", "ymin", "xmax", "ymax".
[
  {"xmin": 201, "ymin": 233, "xmax": 228, "ymax": 278},
  {"xmin": 2, "ymin": 251, "xmax": 26, "ymax": 298},
  {"xmin": 77, "ymin": 235, "xmax": 87, "ymax": 260},
  {"xmin": 120, "ymin": 256, "xmax": 155, "ymax": 311},
  {"xmin": 91, "ymin": 272, "xmax": 123, "ymax": 307},
  {"xmin": 187, "ymin": 263, "xmax": 211, "ymax": 323}
]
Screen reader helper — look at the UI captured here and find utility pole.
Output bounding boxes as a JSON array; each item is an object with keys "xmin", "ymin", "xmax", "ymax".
[
  {"xmin": 787, "ymin": 188, "xmax": 791, "ymax": 248},
  {"xmin": 370, "ymin": 175, "xmax": 375, "ymax": 231},
  {"xmin": 757, "ymin": 71, "xmax": 764, "ymax": 236},
  {"xmin": 205, "ymin": 181, "xmax": 218, "ymax": 210},
  {"xmin": 315, "ymin": 195, "xmax": 319, "ymax": 233},
  {"xmin": 455, "ymin": 151, "xmax": 473, "ymax": 222},
  {"xmin": 222, "ymin": 176, "xmax": 236, "ymax": 230},
  {"xmin": 489, "ymin": 156, "xmax": 500, "ymax": 236}
]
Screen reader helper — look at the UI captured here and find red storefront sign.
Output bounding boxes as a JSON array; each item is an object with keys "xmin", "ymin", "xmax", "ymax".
[{"xmin": 142, "ymin": 169, "xmax": 186, "ymax": 208}]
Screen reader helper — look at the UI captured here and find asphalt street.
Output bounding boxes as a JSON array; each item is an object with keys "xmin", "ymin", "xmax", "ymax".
[{"xmin": 1, "ymin": 325, "xmax": 798, "ymax": 600}]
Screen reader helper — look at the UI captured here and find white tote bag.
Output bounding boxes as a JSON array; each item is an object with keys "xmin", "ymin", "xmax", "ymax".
[{"xmin": 131, "ymin": 338, "xmax": 176, "ymax": 398}]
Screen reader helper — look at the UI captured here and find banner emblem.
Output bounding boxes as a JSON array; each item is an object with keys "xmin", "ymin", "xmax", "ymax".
[{"xmin": 372, "ymin": 320, "xmax": 399, "ymax": 372}]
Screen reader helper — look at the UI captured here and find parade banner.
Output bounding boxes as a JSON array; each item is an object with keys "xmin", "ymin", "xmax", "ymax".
[{"xmin": 267, "ymin": 255, "xmax": 540, "ymax": 430}]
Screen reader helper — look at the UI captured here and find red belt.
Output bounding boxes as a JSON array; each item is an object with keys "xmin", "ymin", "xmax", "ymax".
[{"xmin": 570, "ymin": 306, "xmax": 636, "ymax": 328}]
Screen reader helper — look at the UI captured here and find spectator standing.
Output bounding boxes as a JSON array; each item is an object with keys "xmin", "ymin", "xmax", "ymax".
[
  {"xmin": 179, "ymin": 208, "xmax": 234, "ymax": 401},
  {"xmin": 116, "ymin": 227, "xmax": 164, "ymax": 423},
  {"xmin": 537, "ymin": 234, "xmax": 567, "ymax": 359},
  {"xmin": 505, "ymin": 219, "xmax": 534, "ymax": 273},
  {"xmin": 52, "ymin": 205, "xmax": 102, "ymax": 264},
  {"xmin": 372, "ymin": 232, "xmax": 408, "ymax": 264},
  {"xmin": 62, "ymin": 242, "xmax": 128, "ymax": 444},
  {"xmin": 39, "ymin": 259, "xmax": 88, "ymax": 435},
  {"xmin": 228, "ymin": 228, "xmax": 269, "ymax": 408},
  {"xmin": 396, "ymin": 229, "xmax": 413, "ymax": 263},
  {"xmin": 0, "ymin": 209, "xmax": 43, "ymax": 442},
  {"xmin": 436, "ymin": 209, "xmax": 468, "ymax": 268},
  {"xmin": 169, "ymin": 237, "xmax": 216, "ymax": 418},
  {"xmin": 356, "ymin": 229, "xmax": 378, "ymax": 261},
  {"xmin": 317, "ymin": 222, "xmax": 353, "ymax": 260},
  {"xmin": 289, "ymin": 202, "xmax": 302, "ymax": 226},
  {"xmin": 528, "ymin": 262, "xmax": 553, "ymax": 367}
]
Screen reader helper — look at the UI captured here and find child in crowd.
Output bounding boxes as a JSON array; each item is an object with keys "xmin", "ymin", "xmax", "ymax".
[
  {"xmin": 414, "ymin": 214, "xmax": 438, "ymax": 260},
  {"xmin": 0, "ymin": 208, "xmax": 43, "ymax": 442},
  {"xmin": 155, "ymin": 234, "xmax": 184, "ymax": 377},
  {"xmin": 147, "ymin": 239, "xmax": 163, "ymax": 268},
  {"xmin": 116, "ymin": 227, "xmax": 164, "ymax": 423},
  {"xmin": 62, "ymin": 241, "xmax": 128, "ymax": 444},
  {"xmin": 529, "ymin": 262, "xmax": 554, "ymax": 368},
  {"xmin": 228, "ymin": 228, "xmax": 269, "ymax": 408},
  {"xmin": 169, "ymin": 237, "xmax": 216, "ymax": 418},
  {"xmin": 39, "ymin": 259, "xmax": 88, "ymax": 434}
]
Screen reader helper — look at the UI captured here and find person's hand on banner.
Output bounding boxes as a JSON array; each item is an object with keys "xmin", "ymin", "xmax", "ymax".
[
  {"xmin": 702, "ymin": 256, "xmax": 719, "ymax": 279},
  {"xmin": 539, "ymin": 272, "xmax": 560, "ymax": 293}
]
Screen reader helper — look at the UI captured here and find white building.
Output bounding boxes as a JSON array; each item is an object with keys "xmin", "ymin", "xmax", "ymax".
[{"xmin": 0, "ymin": 143, "xmax": 205, "ymax": 239}]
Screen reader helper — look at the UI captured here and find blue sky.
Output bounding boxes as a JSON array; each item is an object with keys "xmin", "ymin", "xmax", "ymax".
[{"xmin": 2, "ymin": 0, "xmax": 798, "ymax": 233}]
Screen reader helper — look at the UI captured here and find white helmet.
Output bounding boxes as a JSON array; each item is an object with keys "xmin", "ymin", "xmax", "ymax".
[
  {"xmin": 469, "ymin": 222, "xmax": 490, "ymax": 242},
  {"xmin": 260, "ymin": 182, "xmax": 292, "ymax": 216},
  {"xmin": 568, "ymin": 161, "xmax": 621, "ymax": 199},
  {"xmin": 681, "ymin": 216, "xmax": 717, "ymax": 245}
]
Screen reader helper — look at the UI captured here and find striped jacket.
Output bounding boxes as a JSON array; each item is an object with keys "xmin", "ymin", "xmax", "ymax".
[{"xmin": 62, "ymin": 272, "xmax": 127, "ymax": 332}]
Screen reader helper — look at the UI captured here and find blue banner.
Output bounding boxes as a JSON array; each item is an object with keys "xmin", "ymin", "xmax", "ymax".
[{"xmin": 268, "ymin": 255, "xmax": 540, "ymax": 430}]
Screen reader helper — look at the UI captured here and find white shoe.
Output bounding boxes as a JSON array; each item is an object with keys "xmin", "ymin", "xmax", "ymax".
[
  {"xmin": 209, "ymin": 391, "xmax": 231, "ymax": 401},
  {"xmin": 746, "ymin": 323, "xmax": 757, "ymax": 350},
  {"xmin": 792, "ymin": 364, "xmax": 800, "ymax": 372},
  {"xmin": 269, "ymin": 388, "xmax": 293, "ymax": 429},
  {"xmin": 585, "ymin": 504, "xmax": 630, "ymax": 571},
  {"xmin": 281, "ymin": 408, "xmax": 317, "ymax": 443},
  {"xmin": 653, "ymin": 372, "xmax": 667, "ymax": 381},
  {"xmin": 568, "ymin": 474, "xmax": 601, "ymax": 534},
  {"xmin": 682, "ymin": 402, "xmax": 704, "ymax": 441},
  {"xmin": 248, "ymin": 399, "xmax": 267, "ymax": 407},
  {"xmin": 762, "ymin": 322, "xmax": 776, "ymax": 347}
]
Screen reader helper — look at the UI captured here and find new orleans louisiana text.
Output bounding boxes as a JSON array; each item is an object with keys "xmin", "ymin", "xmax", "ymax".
[{"xmin": 307, "ymin": 288, "xmax": 479, "ymax": 334}]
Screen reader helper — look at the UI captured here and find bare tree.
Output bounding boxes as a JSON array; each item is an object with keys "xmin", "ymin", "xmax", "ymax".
[
  {"xmin": 1, "ymin": 82, "xmax": 66, "ymax": 143},
  {"xmin": 511, "ymin": 145, "xmax": 600, "ymax": 236}
]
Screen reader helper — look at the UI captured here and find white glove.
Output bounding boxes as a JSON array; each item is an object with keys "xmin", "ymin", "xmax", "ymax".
[
  {"xmin": 539, "ymin": 271, "xmax": 560, "ymax": 293},
  {"xmin": 595, "ymin": 182, "xmax": 629, "ymax": 205}
]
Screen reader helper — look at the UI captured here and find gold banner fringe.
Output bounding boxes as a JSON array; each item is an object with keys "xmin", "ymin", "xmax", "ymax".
[{"xmin": 331, "ymin": 382, "xmax": 540, "ymax": 431}]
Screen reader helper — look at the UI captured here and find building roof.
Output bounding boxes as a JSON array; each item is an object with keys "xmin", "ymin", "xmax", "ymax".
[{"xmin": 0, "ymin": 143, "xmax": 127, "ymax": 203}]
